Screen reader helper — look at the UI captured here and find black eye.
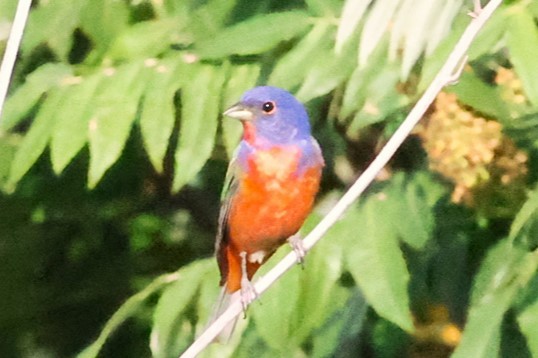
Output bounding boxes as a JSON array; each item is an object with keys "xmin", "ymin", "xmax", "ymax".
[{"xmin": 262, "ymin": 101, "xmax": 275, "ymax": 113}]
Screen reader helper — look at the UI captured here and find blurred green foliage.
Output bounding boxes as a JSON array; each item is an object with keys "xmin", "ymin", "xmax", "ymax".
[{"xmin": 1, "ymin": 0, "xmax": 538, "ymax": 357}]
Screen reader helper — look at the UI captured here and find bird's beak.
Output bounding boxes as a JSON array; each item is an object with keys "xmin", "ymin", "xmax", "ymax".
[{"xmin": 223, "ymin": 103, "xmax": 254, "ymax": 121}]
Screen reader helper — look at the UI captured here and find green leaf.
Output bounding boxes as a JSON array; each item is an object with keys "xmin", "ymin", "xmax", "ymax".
[
  {"xmin": 172, "ymin": 64, "xmax": 226, "ymax": 192},
  {"xmin": 452, "ymin": 240, "xmax": 538, "ymax": 358},
  {"xmin": 517, "ymin": 276, "xmax": 538, "ymax": 357},
  {"xmin": 231, "ymin": 322, "xmax": 282, "ymax": 358},
  {"xmin": 423, "ymin": 1, "xmax": 464, "ymax": 55},
  {"xmin": 530, "ymin": 1, "xmax": 538, "ymax": 18},
  {"xmin": 292, "ymin": 223, "xmax": 346, "ymax": 343},
  {"xmin": 346, "ymin": 62, "xmax": 406, "ymax": 133},
  {"xmin": 7, "ymin": 87, "xmax": 68, "ymax": 189},
  {"xmin": 0, "ymin": 1, "xmax": 17, "ymax": 22},
  {"xmin": 383, "ymin": 172, "xmax": 443, "ymax": 250},
  {"xmin": 50, "ymin": 74, "xmax": 102, "ymax": 174},
  {"xmin": 150, "ymin": 260, "xmax": 215, "ymax": 358},
  {"xmin": 335, "ymin": 0, "xmax": 373, "ymax": 53},
  {"xmin": 389, "ymin": 0, "xmax": 463, "ymax": 81},
  {"xmin": 188, "ymin": 0, "xmax": 237, "ymax": 39},
  {"xmin": 506, "ymin": 10, "xmax": 538, "ymax": 107},
  {"xmin": 311, "ymin": 290, "xmax": 367, "ymax": 358},
  {"xmin": 468, "ymin": 6, "xmax": 507, "ymax": 60},
  {"xmin": 470, "ymin": 242, "xmax": 535, "ymax": 307},
  {"xmin": 305, "ymin": 0, "xmax": 340, "ymax": 17},
  {"xmin": 389, "ymin": 0, "xmax": 448, "ymax": 80},
  {"xmin": 0, "ymin": 135, "xmax": 18, "ymax": 189},
  {"xmin": 372, "ymin": 319, "xmax": 410, "ymax": 357},
  {"xmin": 295, "ymin": 33, "xmax": 357, "ymax": 102},
  {"xmin": 79, "ymin": 0, "xmax": 130, "ymax": 56},
  {"xmin": 358, "ymin": 0, "xmax": 402, "ymax": 66},
  {"xmin": 268, "ymin": 22, "xmax": 334, "ymax": 91},
  {"xmin": 23, "ymin": 0, "xmax": 88, "ymax": 59},
  {"xmin": 504, "ymin": 112, "xmax": 538, "ymax": 151},
  {"xmin": 195, "ymin": 11, "xmax": 311, "ymax": 59},
  {"xmin": 449, "ymin": 72, "xmax": 510, "ymax": 120},
  {"xmin": 1, "ymin": 63, "xmax": 73, "ymax": 132},
  {"xmin": 140, "ymin": 57, "xmax": 185, "ymax": 172},
  {"xmin": 87, "ymin": 62, "xmax": 150, "ymax": 188},
  {"xmin": 508, "ymin": 185, "xmax": 538, "ymax": 244},
  {"xmin": 195, "ymin": 265, "xmax": 227, "ymax": 328},
  {"xmin": 343, "ymin": 201, "xmax": 414, "ymax": 332},
  {"xmin": 78, "ymin": 272, "xmax": 180, "ymax": 358},
  {"xmin": 221, "ymin": 63, "xmax": 261, "ymax": 159},
  {"xmin": 341, "ymin": 38, "xmax": 389, "ymax": 118},
  {"xmin": 417, "ymin": 16, "xmax": 467, "ymax": 92},
  {"xmin": 106, "ymin": 18, "xmax": 179, "ymax": 61},
  {"xmin": 252, "ymin": 254, "xmax": 302, "ymax": 351}
]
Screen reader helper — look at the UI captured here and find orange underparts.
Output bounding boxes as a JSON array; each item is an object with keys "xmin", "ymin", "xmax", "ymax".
[{"xmin": 223, "ymin": 146, "xmax": 322, "ymax": 292}]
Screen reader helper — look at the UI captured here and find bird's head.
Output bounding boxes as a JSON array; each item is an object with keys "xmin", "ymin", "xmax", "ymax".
[{"xmin": 223, "ymin": 86, "xmax": 311, "ymax": 145}]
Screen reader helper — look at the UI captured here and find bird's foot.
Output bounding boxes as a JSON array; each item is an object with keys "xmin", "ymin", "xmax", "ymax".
[
  {"xmin": 239, "ymin": 276, "xmax": 258, "ymax": 315},
  {"xmin": 288, "ymin": 234, "xmax": 306, "ymax": 266},
  {"xmin": 239, "ymin": 251, "xmax": 258, "ymax": 316}
]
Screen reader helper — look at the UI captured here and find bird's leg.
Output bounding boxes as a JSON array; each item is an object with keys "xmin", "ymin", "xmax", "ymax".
[
  {"xmin": 239, "ymin": 251, "xmax": 258, "ymax": 316},
  {"xmin": 288, "ymin": 233, "xmax": 306, "ymax": 266}
]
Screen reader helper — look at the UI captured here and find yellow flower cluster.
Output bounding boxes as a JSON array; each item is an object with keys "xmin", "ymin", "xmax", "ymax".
[
  {"xmin": 496, "ymin": 67, "xmax": 527, "ymax": 115},
  {"xmin": 417, "ymin": 90, "xmax": 527, "ymax": 217}
]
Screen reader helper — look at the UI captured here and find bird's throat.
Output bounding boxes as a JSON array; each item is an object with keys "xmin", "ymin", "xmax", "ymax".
[{"xmin": 241, "ymin": 121, "xmax": 256, "ymax": 144}]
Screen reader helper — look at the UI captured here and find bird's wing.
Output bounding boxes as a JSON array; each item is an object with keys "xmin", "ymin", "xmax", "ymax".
[{"xmin": 215, "ymin": 155, "xmax": 240, "ymax": 285}]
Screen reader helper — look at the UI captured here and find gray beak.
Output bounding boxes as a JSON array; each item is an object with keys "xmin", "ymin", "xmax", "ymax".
[{"xmin": 223, "ymin": 103, "xmax": 254, "ymax": 121}]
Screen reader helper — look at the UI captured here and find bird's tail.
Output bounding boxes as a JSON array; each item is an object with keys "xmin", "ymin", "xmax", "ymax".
[{"xmin": 207, "ymin": 284, "xmax": 240, "ymax": 343}]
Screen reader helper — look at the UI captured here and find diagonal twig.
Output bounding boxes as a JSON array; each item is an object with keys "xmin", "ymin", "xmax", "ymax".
[
  {"xmin": 180, "ymin": 0, "xmax": 502, "ymax": 356},
  {"xmin": 0, "ymin": 0, "xmax": 33, "ymax": 123}
]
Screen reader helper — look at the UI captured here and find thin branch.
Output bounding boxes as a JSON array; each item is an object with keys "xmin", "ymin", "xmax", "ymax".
[
  {"xmin": 78, "ymin": 272, "xmax": 180, "ymax": 358},
  {"xmin": 0, "ymin": 0, "xmax": 32, "ymax": 123},
  {"xmin": 180, "ymin": 0, "xmax": 501, "ymax": 356}
]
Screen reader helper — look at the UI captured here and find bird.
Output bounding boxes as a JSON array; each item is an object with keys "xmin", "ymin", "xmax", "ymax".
[{"xmin": 212, "ymin": 86, "xmax": 324, "ymax": 337}]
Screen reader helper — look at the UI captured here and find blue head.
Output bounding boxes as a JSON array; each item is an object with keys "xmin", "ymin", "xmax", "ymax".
[{"xmin": 224, "ymin": 86, "xmax": 312, "ymax": 145}]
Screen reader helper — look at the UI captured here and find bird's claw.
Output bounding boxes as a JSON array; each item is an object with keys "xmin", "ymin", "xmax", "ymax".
[
  {"xmin": 239, "ymin": 276, "xmax": 258, "ymax": 317},
  {"xmin": 239, "ymin": 251, "xmax": 258, "ymax": 317},
  {"xmin": 288, "ymin": 234, "xmax": 306, "ymax": 267},
  {"xmin": 467, "ymin": 0, "xmax": 482, "ymax": 18}
]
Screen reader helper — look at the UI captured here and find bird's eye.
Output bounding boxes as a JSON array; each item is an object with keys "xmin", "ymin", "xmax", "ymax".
[{"xmin": 262, "ymin": 101, "xmax": 275, "ymax": 114}]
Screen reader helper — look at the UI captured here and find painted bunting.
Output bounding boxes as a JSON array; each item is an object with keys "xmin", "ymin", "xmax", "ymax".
[{"xmin": 214, "ymin": 86, "xmax": 324, "ymax": 324}]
